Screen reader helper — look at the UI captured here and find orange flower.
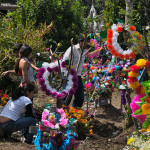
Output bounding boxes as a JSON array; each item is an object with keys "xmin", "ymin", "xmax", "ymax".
[
  {"xmin": 141, "ymin": 104, "xmax": 150, "ymax": 115},
  {"xmin": 147, "ymin": 125, "xmax": 150, "ymax": 131},
  {"xmin": 141, "ymin": 128, "xmax": 146, "ymax": 133}
]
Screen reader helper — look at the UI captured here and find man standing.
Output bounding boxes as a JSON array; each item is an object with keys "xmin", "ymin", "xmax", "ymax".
[{"xmin": 62, "ymin": 34, "xmax": 90, "ymax": 107}]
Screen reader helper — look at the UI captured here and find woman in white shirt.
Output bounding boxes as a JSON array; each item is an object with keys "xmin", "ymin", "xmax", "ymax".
[{"xmin": 0, "ymin": 83, "xmax": 40, "ymax": 144}]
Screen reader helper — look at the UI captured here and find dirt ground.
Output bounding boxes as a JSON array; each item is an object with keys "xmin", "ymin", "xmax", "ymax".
[{"xmin": 0, "ymin": 90, "xmax": 136, "ymax": 150}]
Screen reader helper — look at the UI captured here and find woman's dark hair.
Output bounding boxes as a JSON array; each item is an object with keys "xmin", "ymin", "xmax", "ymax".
[
  {"xmin": 13, "ymin": 43, "xmax": 23, "ymax": 53},
  {"xmin": 15, "ymin": 44, "xmax": 32, "ymax": 74},
  {"xmin": 11, "ymin": 83, "xmax": 35, "ymax": 101}
]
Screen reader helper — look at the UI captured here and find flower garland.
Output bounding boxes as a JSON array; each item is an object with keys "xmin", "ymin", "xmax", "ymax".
[
  {"xmin": 37, "ymin": 61, "xmax": 78, "ymax": 100},
  {"xmin": 128, "ymin": 59, "xmax": 150, "ymax": 94},
  {"xmin": 107, "ymin": 23, "xmax": 143, "ymax": 59},
  {"xmin": 41, "ymin": 108, "xmax": 68, "ymax": 129}
]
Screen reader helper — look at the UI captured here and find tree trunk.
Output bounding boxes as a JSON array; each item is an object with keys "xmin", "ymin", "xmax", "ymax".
[{"xmin": 125, "ymin": 0, "xmax": 133, "ymax": 25}]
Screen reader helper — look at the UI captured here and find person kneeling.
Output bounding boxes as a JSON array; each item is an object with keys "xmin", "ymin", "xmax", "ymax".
[{"xmin": 0, "ymin": 83, "xmax": 40, "ymax": 144}]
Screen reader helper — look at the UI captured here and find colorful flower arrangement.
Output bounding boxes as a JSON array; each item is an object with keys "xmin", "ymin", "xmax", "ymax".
[
  {"xmin": 128, "ymin": 59, "xmax": 150, "ymax": 94},
  {"xmin": 130, "ymin": 80, "xmax": 150, "ymax": 131},
  {"xmin": 124, "ymin": 129, "xmax": 150, "ymax": 150},
  {"xmin": 86, "ymin": 39, "xmax": 101, "ymax": 58},
  {"xmin": 37, "ymin": 60, "xmax": 78, "ymax": 100},
  {"xmin": 34, "ymin": 107, "xmax": 80, "ymax": 150},
  {"xmin": 0, "ymin": 90, "xmax": 9, "ymax": 106},
  {"xmin": 63, "ymin": 105, "xmax": 94, "ymax": 138},
  {"xmin": 107, "ymin": 23, "xmax": 143, "ymax": 59}
]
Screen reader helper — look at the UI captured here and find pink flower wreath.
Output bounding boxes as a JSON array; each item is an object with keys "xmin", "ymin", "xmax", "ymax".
[{"xmin": 37, "ymin": 61, "xmax": 78, "ymax": 100}]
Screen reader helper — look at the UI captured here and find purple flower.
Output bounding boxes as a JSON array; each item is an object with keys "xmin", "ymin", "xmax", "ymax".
[
  {"xmin": 62, "ymin": 91, "xmax": 68, "ymax": 97},
  {"xmin": 47, "ymin": 67, "xmax": 53, "ymax": 73},
  {"xmin": 57, "ymin": 94, "xmax": 63, "ymax": 100},
  {"xmin": 45, "ymin": 90, "xmax": 51, "ymax": 95},
  {"xmin": 46, "ymin": 48, "xmax": 50, "ymax": 51},
  {"xmin": 41, "ymin": 85, "xmax": 47, "ymax": 91},
  {"xmin": 39, "ymin": 78, "xmax": 45, "ymax": 85},
  {"xmin": 70, "ymin": 69, "xmax": 77, "ymax": 75},
  {"xmin": 61, "ymin": 61, "xmax": 67, "ymax": 68},
  {"xmin": 73, "ymin": 83, "xmax": 78, "ymax": 89},
  {"xmin": 38, "ymin": 68, "xmax": 45, "ymax": 75},
  {"xmin": 121, "ymin": 89, "xmax": 126, "ymax": 105},
  {"xmin": 52, "ymin": 92, "xmax": 58, "ymax": 98},
  {"xmin": 36, "ymin": 73, "xmax": 42, "ymax": 79},
  {"xmin": 69, "ymin": 88, "xmax": 76, "ymax": 95},
  {"xmin": 72, "ymin": 76, "xmax": 78, "ymax": 83},
  {"xmin": 53, "ymin": 66, "xmax": 59, "ymax": 72}
]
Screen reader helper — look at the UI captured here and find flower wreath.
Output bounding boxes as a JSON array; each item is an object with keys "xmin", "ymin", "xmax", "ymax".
[
  {"xmin": 37, "ymin": 61, "xmax": 78, "ymax": 100},
  {"xmin": 40, "ymin": 108, "xmax": 68, "ymax": 129},
  {"xmin": 128, "ymin": 59, "xmax": 150, "ymax": 94},
  {"xmin": 107, "ymin": 23, "xmax": 143, "ymax": 60}
]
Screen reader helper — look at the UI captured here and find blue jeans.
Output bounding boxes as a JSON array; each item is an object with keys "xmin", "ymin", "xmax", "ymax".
[
  {"xmin": 1, "ymin": 116, "xmax": 36, "ymax": 144},
  {"xmin": 62, "ymin": 75, "xmax": 84, "ymax": 107}
]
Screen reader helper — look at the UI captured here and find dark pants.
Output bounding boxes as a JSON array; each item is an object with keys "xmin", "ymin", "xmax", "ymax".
[
  {"xmin": 0, "ymin": 116, "xmax": 36, "ymax": 144},
  {"xmin": 63, "ymin": 75, "xmax": 84, "ymax": 107}
]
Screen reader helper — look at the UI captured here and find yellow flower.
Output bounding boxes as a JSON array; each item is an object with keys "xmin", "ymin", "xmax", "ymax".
[
  {"xmin": 128, "ymin": 72, "xmax": 139, "ymax": 77},
  {"xmin": 127, "ymin": 137, "xmax": 134, "ymax": 145},
  {"xmin": 129, "ymin": 82, "xmax": 140, "ymax": 89},
  {"xmin": 136, "ymin": 59, "xmax": 147, "ymax": 68},
  {"xmin": 141, "ymin": 104, "xmax": 150, "ymax": 115}
]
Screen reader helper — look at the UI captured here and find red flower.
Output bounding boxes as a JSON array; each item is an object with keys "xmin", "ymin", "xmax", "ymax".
[
  {"xmin": 129, "ymin": 52, "xmax": 136, "ymax": 59},
  {"xmin": 146, "ymin": 61, "xmax": 150, "ymax": 68},
  {"xmin": 128, "ymin": 77, "xmax": 138, "ymax": 83},
  {"xmin": 107, "ymin": 39, "xmax": 112, "ymax": 44},
  {"xmin": 107, "ymin": 44, "xmax": 113, "ymax": 50},
  {"xmin": 130, "ymin": 26, "xmax": 136, "ymax": 31},
  {"xmin": 117, "ymin": 27, "xmax": 123, "ymax": 32},
  {"xmin": 118, "ymin": 54, "xmax": 124, "ymax": 59},
  {"xmin": 110, "ymin": 49, "xmax": 116, "ymax": 54},
  {"xmin": 124, "ymin": 54, "xmax": 130, "ymax": 60},
  {"xmin": 107, "ymin": 34, "xmax": 113, "ymax": 39},
  {"xmin": 129, "ymin": 65, "xmax": 140, "ymax": 73},
  {"xmin": 107, "ymin": 29, "xmax": 113, "ymax": 35}
]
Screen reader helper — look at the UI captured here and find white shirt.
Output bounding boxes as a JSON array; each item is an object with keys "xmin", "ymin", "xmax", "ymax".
[
  {"xmin": 63, "ymin": 44, "xmax": 86, "ymax": 76},
  {"xmin": 0, "ymin": 96, "xmax": 32, "ymax": 121}
]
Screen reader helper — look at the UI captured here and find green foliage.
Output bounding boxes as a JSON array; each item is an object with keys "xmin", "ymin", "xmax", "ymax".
[{"xmin": 9, "ymin": 0, "xmax": 84, "ymax": 51}]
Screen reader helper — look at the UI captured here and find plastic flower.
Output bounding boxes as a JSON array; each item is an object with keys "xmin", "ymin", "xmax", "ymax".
[
  {"xmin": 142, "ymin": 104, "xmax": 150, "ymax": 115},
  {"xmin": 136, "ymin": 59, "xmax": 147, "ymax": 68},
  {"xmin": 56, "ymin": 108, "xmax": 65, "ymax": 114},
  {"xmin": 129, "ymin": 82, "xmax": 140, "ymax": 89},
  {"xmin": 130, "ymin": 94, "xmax": 146, "ymax": 124},
  {"xmin": 128, "ymin": 72, "xmax": 139, "ymax": 78},
  {"xmin": 127, "ymin": 137, "xmax": 134, "ymax": 145},
  {"xmin": 42, "ymin": 110, "xmax": 49, "ymax": 120}
]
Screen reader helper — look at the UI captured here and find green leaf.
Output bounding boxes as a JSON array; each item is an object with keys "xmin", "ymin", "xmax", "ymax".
[
  {"xmin": 142, "ymin": 119, "xmax": 149, "ymax": 129},
  {"xmin": 69, "ymin": 118, "xmax": 77, "ymax": 125},
  {"xmin": 133, "ymin": 109, "xmax": 142, "ymax": 115},
  {"xmin": 116, "ymin": 19, "xmax": 124, "ymax": 23}
]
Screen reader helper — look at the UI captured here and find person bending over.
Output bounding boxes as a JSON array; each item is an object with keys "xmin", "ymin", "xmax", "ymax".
[{"xmin": 0, "ymin": 83, "xmax": 41, "ymax": 144}]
